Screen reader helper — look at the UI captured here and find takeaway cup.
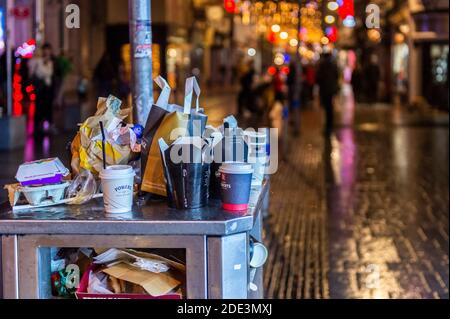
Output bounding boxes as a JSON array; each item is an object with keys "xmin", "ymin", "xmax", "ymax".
[
  {"xmin": 248, "ymin": 153, "xmax": 267, "ymax": 186},
  {"xmin": 247, "ymin": 141, "xmax": 268, "ymax": 186},
  {"xmin": 163, "ymin": 140, "xmax": 210, "ymax": 210},
  {"xmin": 244, "ymin": 131, "xmax": 267, "ymax": 146},
  {"xmin": 219, "ymin": 163, "xmax": 253, "ymax": 212},
  {"xmin": 165, "ymin": 162, "xmax": 210, "ymax": 209},
  {"xmin": 100, "ymin": 165, "xmax": 135, "ymax": 214}
]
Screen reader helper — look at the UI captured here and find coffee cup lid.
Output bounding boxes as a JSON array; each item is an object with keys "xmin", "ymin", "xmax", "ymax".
[
  {"xmin": 248, "ymin": 142, "xmax": 267, "ymax": 147},
  {"xmin": 100, "ymin": 165, "xmax": 135, "ymax": 179},
  {"xmin": 219, "ymin": 162, "xmax": 253, "ymax": 175},
  {"xmin": 244, "ymin": 131, "xmax": 267, "ymax": 138}
]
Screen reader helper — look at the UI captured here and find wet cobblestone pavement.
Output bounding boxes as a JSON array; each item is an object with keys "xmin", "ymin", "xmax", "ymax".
[
  {"xmin": 327, "ymin": 123, "xmax": 449, "ymax": 299},
  {"xmin": 263, "ymin": 110, "xmax": 329, "ymax": 299},
  {"xmin": 264, "ymin": 103, "xmax": 449, "ymax": 299}
]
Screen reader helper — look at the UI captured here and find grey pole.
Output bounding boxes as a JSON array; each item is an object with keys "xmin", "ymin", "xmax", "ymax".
[{"xmin": 129, "ymin": 0, "xmax": 153, "ymax": 126}]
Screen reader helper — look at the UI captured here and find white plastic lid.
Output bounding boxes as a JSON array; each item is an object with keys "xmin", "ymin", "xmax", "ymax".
[
  {"xmin": 244, "ymin": 131, "xmax": 267, "ymax": 138},
  {"xmin": 219, "ymin": 162, "xmax": 253, "ymax": 175},
  {"xmin": 100, "ymin": 165, "xmax": 135, "ymax": 179}
]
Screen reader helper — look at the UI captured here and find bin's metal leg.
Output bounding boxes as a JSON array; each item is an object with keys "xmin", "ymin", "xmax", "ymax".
[
  {"xmin": 249, "ymin": 209, "xmax": 265, "ymax": 299},
  {"xmin": 208, "ymin": 233, "xmax": 248, "ymax": 299},
  {"xmin": 1, "ymin": 235, "xmax": 19, "ymax": 299},
  {"xmin": 260, "ymin": 179, "xmax": 270, "ymax": 219}
]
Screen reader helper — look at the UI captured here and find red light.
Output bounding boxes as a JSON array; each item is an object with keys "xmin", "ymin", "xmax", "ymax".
[
  {"xmin": 29, "ymin": 102, "xmax": 36, "ymax": 118},
  {"xmin": 281, "ymin": 66, "xmax": 290, "ymax": 75},
  {"xmin": 268, "ymin": 66, "xmax": 277, "ymax": 76},
  {"xmin": 30, "ymin": 94, "xmax": 36, "ymax": 101},
  {"xmin": 267, "ymin": 31, "xmax": 277, "ymax": 43},
  {"xmin": 13, "ymin": 102, "xmax": 23, "ymax": 117},
  {"xmin": 328, "ymin": 26, "xmax": 338, "ymax": 43},
  {"xmin": 26, "ymin": 85, "xmax": 34, "ymax": 93},
  {"xmin": 224, "ymin": 0, "xmax": 236, "ymax": 13},
  {"xmin": 15, "ymin": 93, "xmax": 24, "ymax": 102},
  {"xmin": 338, "ymin": 0, "xmax": 355, "ymax": 20}
]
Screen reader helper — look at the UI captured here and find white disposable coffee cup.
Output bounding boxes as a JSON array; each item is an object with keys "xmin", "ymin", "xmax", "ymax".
[
  {"xmin": 244, "ymin": 131, "xmax": 267, "ymax": 145},
  {"xmin": 100, "ymin": 165, "xmax": 135, "ymax": 214},
  {"xmin": 248, "ymin": 151, "xmax": 268, "ymax": 186}
]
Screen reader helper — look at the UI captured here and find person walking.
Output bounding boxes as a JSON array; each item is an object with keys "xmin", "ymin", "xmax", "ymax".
[
  {"xmin": 29, "ymin": 43, "xmax": 59, "ymax": 135},
  {"xmin": 351, "ymin": 61, "xmax": 364, "ymax": 104},
  {"xmin": 287, "ymin": 61, "xmax": 301, "ymax": 135},
  {"xmin": 366, "ymin": 54, "xmax": 380, "ymax": 105},
  {"xmin": 237, "ymin": 61, "xmax": 255, "ymax": 116},
  {"xmin": 316, "ymin": 51, "xmax": 339, "ymax": 135},
  {"xmin": 93, "ymin": 52, "xmax": 116, "ymax": 98},
  {"xmin": 304, "ymin": 62, "xmax": 316, "ymax": 107}
]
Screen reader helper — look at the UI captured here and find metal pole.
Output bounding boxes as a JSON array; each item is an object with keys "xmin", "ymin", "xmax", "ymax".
[
  {"xmin": 129, "ymin": 0, "xmax": 153, "ymax": 126},
  {"xmin": 35, "ymin": 0, "xmax": 45, "ymax": 46}
]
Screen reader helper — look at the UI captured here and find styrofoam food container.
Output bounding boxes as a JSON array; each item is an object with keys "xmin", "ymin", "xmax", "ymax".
[{"xmin": 21, "ymin": 182, "xmax": 70, "ymax": 206}]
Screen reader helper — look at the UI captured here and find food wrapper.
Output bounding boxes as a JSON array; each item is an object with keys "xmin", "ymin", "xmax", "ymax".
[
  {"xmin": 4, "ymin": 184, "xmax": 22, "ymax": 207},
  {"xmin": 71, "ymin": 95, "xmax": 133, "ymax": 176}
]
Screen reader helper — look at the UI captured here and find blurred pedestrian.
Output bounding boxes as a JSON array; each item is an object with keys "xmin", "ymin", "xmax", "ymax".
[
  {"xmin": 316, "ymin": 52, "xmax": 339, "ymax": 135},
  {"xmin": 29, "ymin": 43, "xmax": 59, "ymax": 135},
  {"xmin": 118, "ymin": 60, "xmax": 131, "ymax": 102},
  {"xmin": 54, "ymin": 51, "xmax": 73, "ymax": 109},
  {"xmin": 0, "ymin": 52, "xmax": 6, "ymax": 109},
  {"xmin": 273, "ymin": 67, "xmax": 286, "ymax": 101},
  {"xmin": 93, "ymin": 52, "xmax": 116, "ymax": 98},
  {"xmin": 237, "ymin": 61, "xmax": 255, "ymax": 116},
  {"xmin": 77, "ymin": 74, "xmax": 89, "ymax": 105},
  {"xmin": 351, "ymin": 62, "xmax": 364, "ymax": 104},
  {"xmin": 270, "ymin": 67, "xmax": 288, "ymax": 160},
  {"xmin": 287, "ymin": 61, "xmax": 301, "ymax": 136},
  {"xmin": 304, "ymin": 62, "xmax": 316, "ymax": 107},
  {"xmin": 366, "ymin": 54, "xmax": 380, "ymax": 105}
]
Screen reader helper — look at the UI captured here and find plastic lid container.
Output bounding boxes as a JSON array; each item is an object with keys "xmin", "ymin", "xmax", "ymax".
[
  {"xmin": 219, "ymin": 162, "xmax": 253, "ymax": 175},
  {"xmin": 100, "ymin": 166, "xmax": 135, "ymax": 180}
]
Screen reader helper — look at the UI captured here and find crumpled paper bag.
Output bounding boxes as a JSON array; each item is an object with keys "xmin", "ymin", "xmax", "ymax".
[{"xmin": 71, "ymin": 95, "xmax": 133, "ymax": 176}]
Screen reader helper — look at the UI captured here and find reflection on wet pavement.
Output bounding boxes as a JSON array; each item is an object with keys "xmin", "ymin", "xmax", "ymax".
[{"xmin": 328, "ymin": 100, "xmax": 449, "ymax": 299}]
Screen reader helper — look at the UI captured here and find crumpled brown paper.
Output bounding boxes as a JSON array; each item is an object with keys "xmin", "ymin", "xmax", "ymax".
[{"xmin": 71, "ymin": 95, "xmax": 133, "ymax": 176}]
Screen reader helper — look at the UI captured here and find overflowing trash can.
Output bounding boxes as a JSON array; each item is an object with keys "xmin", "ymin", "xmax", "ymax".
[{"xmin": 0, "ymin": 76, "xmax": 272, "ymax": 299}]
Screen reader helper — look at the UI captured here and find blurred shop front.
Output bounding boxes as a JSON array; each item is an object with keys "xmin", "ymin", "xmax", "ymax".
[{"xmin": 391, "ymin": 0, "xmax": 449, "ymax": 110}]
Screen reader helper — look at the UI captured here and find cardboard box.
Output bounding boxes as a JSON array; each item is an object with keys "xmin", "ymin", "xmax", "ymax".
[{"xmin": 76, "ymin": 267, "xmax": 182, "ymax": 300}]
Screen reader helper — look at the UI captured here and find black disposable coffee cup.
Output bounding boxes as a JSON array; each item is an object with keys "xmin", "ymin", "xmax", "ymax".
[
  {"xmin": 201, "ymin": 163, "xmax": 211, "ymax": 203},
  {"xmin": 165, "ymin": 161, "xmax": 210, "ymax": 210},
  {"xmin": 219, "ymin": 163, "xmax": 253, "ymax": 212}
]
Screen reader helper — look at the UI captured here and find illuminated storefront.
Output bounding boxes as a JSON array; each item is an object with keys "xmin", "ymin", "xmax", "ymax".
[{"xmin": 403, "ymin": 0, "xmax": 449, "ymax": 109}]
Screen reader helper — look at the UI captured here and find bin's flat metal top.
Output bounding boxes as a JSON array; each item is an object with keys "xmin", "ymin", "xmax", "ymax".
[{"xmin": 0, "ymin": 182, "xmax": 268, "ymax": 236}]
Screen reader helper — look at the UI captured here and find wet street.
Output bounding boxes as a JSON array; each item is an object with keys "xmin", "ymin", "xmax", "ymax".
[
  {"xmin": 0, "ymin": 91, "xmax": 448, "ymax": 299},
  {"xmin": 327, "ymin": 119, "xmax": 449, "ymax": 299},
  {"xmin": 263, "ymin": 92, "xmax": 449, "ymax": 299}
]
